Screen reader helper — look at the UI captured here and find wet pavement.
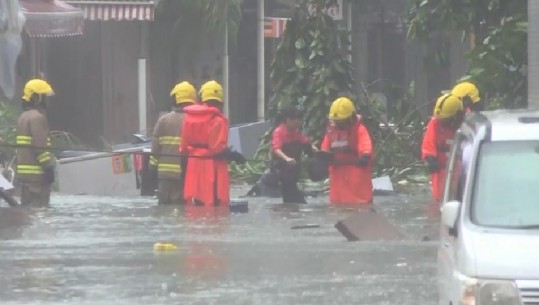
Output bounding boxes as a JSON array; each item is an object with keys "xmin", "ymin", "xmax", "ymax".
[{"xmin": 0, "ymin": 185, "xmax": 439, "ymax": 305}]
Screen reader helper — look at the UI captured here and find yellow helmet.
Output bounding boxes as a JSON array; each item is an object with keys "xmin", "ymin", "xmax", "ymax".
[
  {"xmin": 22, "ymin": 79, "xmax": 54, "ymax": 102},
  {"xmin": 451, "ymin": 82, "xmax": 480, "ymax": 103},
  {"xmin": 433, "ymin": 94, "xmax": 463, "ymax": 119},
  {"xmin": 329, "ymin": 97, "xmax": 356, "ymax": 121},
  {"xmin": 199, "ymin": 80, "xmax": 223, "ymax": 103},
  {"xmin": 170, "ymin": 81, "xmax": 196, "ymax": 104}
]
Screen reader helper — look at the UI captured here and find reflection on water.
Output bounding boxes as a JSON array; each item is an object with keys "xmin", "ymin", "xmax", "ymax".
[{"xmin": 0, "ymin": 186, "xmax": 437, "ymax": 305}]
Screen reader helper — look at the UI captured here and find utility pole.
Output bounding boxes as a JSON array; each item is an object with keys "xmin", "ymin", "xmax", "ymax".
[
  {"xmin": 347, "ymin": 0, "xmax": 352, "ymax": 64},
  {"xmin": 223, "ymin": 12, "xmax": 230, "ymax": 117},
  {"xmin": 529, "ymin": 0, "xmax": 539, "ymax": 108},
  {"xmin": 257, "ymin": 0, "xmax": 265, "ymax": 121}
]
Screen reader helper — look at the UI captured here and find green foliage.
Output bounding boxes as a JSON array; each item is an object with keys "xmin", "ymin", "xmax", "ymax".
[
  {"xmin": 49, "ymin": 131, "xmax": 88, "ymax": 155},
  {"xmin": 407, "ymin": 0, "xmax": 527, "ymax": 108},
  {"xmin": 229, "ymin": 0, "xmax": 431, "ymax": 184},
  {"xmin": 234, "ymin": 81, "xmax": 429, "ymax": 183},
  {"xmin": 463, "ymin": 16, "xmax": 527, "ymax": 108},
  {"xmin": 157, "ymin": 0, "xmax": 243, "ymax": 47},
  {"xmin": 267, "ymin": 0, "xmax": 355, "ymax": 141},
  {"xmin": 365, "ymin": 82, "xmax": 427, "ymax": 181},
  {"xmin": 0, "ymin": 98, "xmax": 18, "ymax": 161},
  {"xmin": 157, "ymin": 0, "xmax": 243, "ymax": 71}
]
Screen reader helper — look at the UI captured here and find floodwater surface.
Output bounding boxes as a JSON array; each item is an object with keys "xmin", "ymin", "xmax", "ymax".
[{"xmin": 0, "ymin": 185, "xmax": 438, "ymax": 305}]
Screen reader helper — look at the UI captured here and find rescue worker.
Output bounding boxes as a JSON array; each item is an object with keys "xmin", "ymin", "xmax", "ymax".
[
  {"xmin": 321, "ymin": 97, "xmax": 374, "ymax": 205},
  {"xmin": 451, "ymin": 81, "xmax": 482, "ymax": 113},
  {"xmin": 16, "ymin": 79, "xmax": 56, "ymax": 206},
  {"xmin": 180, "ymin": 80, "xmax": 245, "ymax": 207},
  {"xmin": 421, "ymin": 93, "xmax": 464, "ymax": 202},
  {"xmin": 270, "ymin": 106, "xmax": 317, "ymax": 204},
  {"xmin": 149, "ymin": 81, "xmax": 196, "ymax": 205}
]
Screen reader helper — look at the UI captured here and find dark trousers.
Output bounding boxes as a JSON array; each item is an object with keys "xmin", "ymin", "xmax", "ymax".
[
  {"xmin": 157, "ymin": 179, "xmax": 184, "ymax": 205},
  {"xmin": 279, "ymin": 164, "xmax": 307, "ymax": 204},
  {"xmin": 20, "ymin": 181, "xmax": 51, "ymax": 207}
]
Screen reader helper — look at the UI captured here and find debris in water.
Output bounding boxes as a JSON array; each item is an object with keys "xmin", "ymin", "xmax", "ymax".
[
  {"xmin": 153, "ymin": 242, "xmax": 178, "ymax": 252},
  {"xmin": 335, "ymin": 209, "xmax": 404, "ymax": 241},
  {"xmin": 291, "ymin": 224, "xmax": 321, "ymax": 230},
  {"xmin": 230, "ymin": 199, "xmax": 249, "ymax": 213},
  {"xmin": 421, "ymin": 236, "xmax": 432, "ymax": 241}
]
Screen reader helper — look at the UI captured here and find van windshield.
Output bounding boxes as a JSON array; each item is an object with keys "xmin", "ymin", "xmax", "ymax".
[{"xmin": 472, "ymin": 140, "xmax": 539, "ymax": 228}]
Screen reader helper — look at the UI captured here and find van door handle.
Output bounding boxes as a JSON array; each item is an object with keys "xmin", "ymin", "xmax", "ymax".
[{"xmin": 443, "ymin": 242, "xmax": 450, "ymax": 248}]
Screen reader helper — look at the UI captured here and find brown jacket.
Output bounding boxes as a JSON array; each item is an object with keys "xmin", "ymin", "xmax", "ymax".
[
  {"xmin": 150, "ymin": 111, "xmax": 184, "ymax": 180},
  {"xmin": 16, "ymin": 108, "xmax": 55, "ymax": 182}
]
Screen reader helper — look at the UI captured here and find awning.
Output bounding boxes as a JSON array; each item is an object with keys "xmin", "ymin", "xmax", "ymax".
[
  {"xmin": 20, "ymin": 0, "xmax": 84, "ymax": 38},
  {"xmin": 65, "ymin": 1, "xmax": 155, "ymax": 21}
]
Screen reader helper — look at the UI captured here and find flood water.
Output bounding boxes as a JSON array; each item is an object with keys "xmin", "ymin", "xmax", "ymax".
[{"xmin": 0, "ymin": 185, "xmax": 439, "ymax": 305}]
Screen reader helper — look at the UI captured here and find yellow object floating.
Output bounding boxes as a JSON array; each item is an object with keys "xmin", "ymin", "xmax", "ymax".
[{"xmin": 153, "ymin": 242, "xmax": 178, "ymax": 252}]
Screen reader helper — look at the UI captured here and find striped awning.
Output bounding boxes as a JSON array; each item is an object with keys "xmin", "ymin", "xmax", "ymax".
[
  {"xmin": 20, "ymin": 0, "xmax": 84, "ymax": 38},
  {"xmin": 65, "ymin": 1, "xmax": 155, "ymax": 21}
]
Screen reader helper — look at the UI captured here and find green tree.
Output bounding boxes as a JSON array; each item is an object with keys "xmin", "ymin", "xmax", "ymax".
[
  {"xmin": 156, "ymin": 0, "xmax": 243, "ymax": 78},
  {"xmin": 268, "ymin": 0, "xmax": 358, "ymax": 141},
  {"xmin": 251, "ymin": 0, "xmax": 426, "ymax": 181},
  {"xmin": 407, "ymin": 0, "xmax": 527, "ymax": 108}
]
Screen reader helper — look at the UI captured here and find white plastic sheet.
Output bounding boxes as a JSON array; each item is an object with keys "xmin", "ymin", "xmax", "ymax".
[
  {"xmin": 0, "ymin": 0, "xmax": 25, "ymax": 99},
  {"xmin": 0, "ymin": 173, "xmax": 14, "ymax": 191}
]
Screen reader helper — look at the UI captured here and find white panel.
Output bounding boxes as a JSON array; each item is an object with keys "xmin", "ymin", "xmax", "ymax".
[{"xmin": 58, "ymin": 154, "xmax": 139, "ymax": 196}]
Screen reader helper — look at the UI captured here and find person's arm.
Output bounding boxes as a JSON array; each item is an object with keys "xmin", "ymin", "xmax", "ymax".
[
  {"xmin": 30, "ymin": 114, "xmax": 55, "ymax": 184},
  {"xmin": 300, "ymin": 132, "xmax": 318, "ymax": 154},
  {"xmin": 179, "ymin": 119, "xmax": 189, "ymax": 155},
  {"xmin": 320, "ymin": 133, "xmax": 329, "ymax": 151},
  {"xmin": 356, "ymin": 123, "xmax": 373, "ymax": 166},
  {"xmin": 30, "ymin": 114, "xmax": 54, "ymax": 169},
  {"xmin": 150, "ymin": 118, "xmax": 162, "ymax": 169},
  {"xmin": 421, "ymin": 118, "xmax": 440, "ymax": 173},
  {"xmin": 208, "ymin": 116, "xmax": 228, "ymax": 155}
]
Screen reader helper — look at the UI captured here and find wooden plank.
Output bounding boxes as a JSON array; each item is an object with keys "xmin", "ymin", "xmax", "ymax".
[{"xmin": 335, "ymin": 209, "xmax": 405, "ymax": 241}]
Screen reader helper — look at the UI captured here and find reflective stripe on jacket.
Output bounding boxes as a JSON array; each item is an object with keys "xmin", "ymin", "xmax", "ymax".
[
  {"xmin": 16, "ymin": 108, "xmax": 55, "ymax": 182},
  {"xmin": 151, "ymin": 111, "xmax": 184, "ymax": 179}
]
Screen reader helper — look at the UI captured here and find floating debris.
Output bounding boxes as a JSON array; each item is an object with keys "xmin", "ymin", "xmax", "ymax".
[
  {"xmin": 291, "ymin": 224, "xmax": 321, "ymax": 230},
  {"xmin": 153, "ymin": 242, "xmax": 178, "ymax": 252}
]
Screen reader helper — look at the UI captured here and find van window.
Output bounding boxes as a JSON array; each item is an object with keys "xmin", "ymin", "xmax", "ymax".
[
  {"xmin": 445, "ymin": 134, "xmax": 472, "ymax": 203},
  {"xmin": 471, "ymin": 141, "xmax": 539, "ymax": 228}
]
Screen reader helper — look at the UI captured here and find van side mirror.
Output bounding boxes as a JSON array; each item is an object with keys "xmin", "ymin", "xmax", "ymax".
[{"xmin": 441, "ymin": 200, "xmax": 460, "ymax": 236}]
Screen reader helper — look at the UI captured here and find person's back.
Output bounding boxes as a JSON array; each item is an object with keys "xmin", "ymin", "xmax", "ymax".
[
  {"xmin": 182, "ymin": 103, "xmax": 227, "ymax": 157},
  {"xmin": 422, "ymin": 93, "xmax": 463, "ymax": 202},
  {"xmin": 181, "ymin": 81, "xmax": 239, "ymax": 207},
  {"xmin": 16, "ymin": 109, "xmax": 49, "ymax": 182},
  {"xmin": 16, "ymin": 79, "xmax": 56, "ymax": 206},
  {"xmin": 150, "ymin": 81, "xmax": 195, "ymax": 205},
  {"xmin": 152, "ymin": 111, "xmax": 184, "ymax": 178}
]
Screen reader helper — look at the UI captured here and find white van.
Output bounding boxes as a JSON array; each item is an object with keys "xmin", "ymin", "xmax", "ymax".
[{"xmin": 438, "ymin": 109, "xmax": 539, "ymax": 305}]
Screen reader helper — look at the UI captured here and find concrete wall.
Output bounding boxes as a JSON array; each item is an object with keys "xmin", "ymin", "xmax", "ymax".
[
  {"xmin": 46, "ymin": 21, "xmax": 151, "ymax": 147},
  {"xmin": 46, "ymin": 23, "xmax": 104, "ymax": 147}
]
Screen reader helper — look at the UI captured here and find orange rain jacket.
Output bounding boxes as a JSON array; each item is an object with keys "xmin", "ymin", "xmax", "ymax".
[
  {"xmin": 421, "ymin": 117, "xmax": 456, "ymax": 201},
  {"xmin": 321, "ymin": 115, "xmax": 373, "ymax": 205},
  {"xmin": 180, "ymin": 104, "xmax": 230, "ymax": 206}
]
